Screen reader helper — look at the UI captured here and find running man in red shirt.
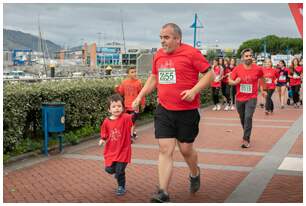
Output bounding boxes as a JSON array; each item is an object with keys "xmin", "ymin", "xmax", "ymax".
[
  {"xmin": 229, "ymin": 48, "xmax": 265, "ymax": 148},
  {"xmin": 98, "ymin": 94, "xmax": 136, "ymax": 196},
  {"xmin": 115, "ymin": 66, "xmax": 145, "ymax": 142},
  {"xmin": 132, "ymin": 23, "xmax": 214, "ymax": 203},
  {"xmin": 262, "ymin": 58, "xmax": 279, "ymax": 114}
]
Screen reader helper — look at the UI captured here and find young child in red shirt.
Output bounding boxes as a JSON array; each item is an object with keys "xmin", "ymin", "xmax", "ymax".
[
  {"xmin": 115, "ymin": 66, "xmax": 145, "ymax": 142},
  {"xmin": 98, "ymin": 94, "xmax": 136, "ymax": 196}
]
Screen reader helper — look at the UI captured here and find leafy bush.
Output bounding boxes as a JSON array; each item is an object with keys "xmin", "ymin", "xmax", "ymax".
[
  {"xmin": 3, "ymin": 79, "xmax": 119, "ymax": 153},
  {"xmin": 3, "ymin": 77, "xmax": 211, "ymax": 156}
]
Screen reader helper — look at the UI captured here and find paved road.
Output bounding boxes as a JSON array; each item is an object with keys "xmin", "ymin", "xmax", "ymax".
[{"xmin": 3, "ymin": 102, "xmax": 303, "ymax": 203}]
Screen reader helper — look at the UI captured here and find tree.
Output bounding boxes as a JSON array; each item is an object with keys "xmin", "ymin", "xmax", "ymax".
[
  {"xmin": 237, "ymin": 35, "xmax": 302, "ymax": 58},
  {"xmin": 262, "ymin": 35, "xmax": 280, "ymax": 55},
  {"xmin": 237, "ymin": 39, "xmax": 261, "ymax": 58},
  {"xmin": 224, "ymin": 51, "xmax": 234, "ymax": 59},
  {"xmin": 206, "ymin": 49, "xmax": 217, "ymax": 63}
]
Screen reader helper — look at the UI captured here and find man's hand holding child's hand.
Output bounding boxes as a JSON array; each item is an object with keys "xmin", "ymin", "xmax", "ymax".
[{"xmin": 98, "ymin": 139, "xmax": 106, "ymax": 146}]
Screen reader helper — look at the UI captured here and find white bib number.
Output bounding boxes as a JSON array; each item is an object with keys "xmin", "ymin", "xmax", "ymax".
[
  {"xmin": 214, "ymin": 75, "xmax": 221, "ymax": 82},
  {"xmin": 158, "ymin": 68, "xmax": 176, "ymax": 84},
  {"xmin": 265, "ymin": 78, "xmax": 272, "ymax": 84},
  {"xmin": 293, "ymin": 72, "xmax": 299, "ymax": 79},
  {"xmin": 240, "ymin": 84, "xmax": 253, "ymax": 94},
  {"xmin": 279, "ymin": 75, "xmax": 286, "ymax": 81}
]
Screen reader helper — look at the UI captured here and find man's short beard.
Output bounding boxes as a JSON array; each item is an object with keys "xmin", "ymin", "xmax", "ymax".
[{"xmin": 244, "ymin": 59, "xmax": 252, "ymax": 65}]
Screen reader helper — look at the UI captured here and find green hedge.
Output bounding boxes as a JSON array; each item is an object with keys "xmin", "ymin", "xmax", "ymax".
[
  {"xmin": 3, "ymin": 78, "xmax": 211, "ymax": 155},
  {"xmin": 4, "ymin": 79, "xmax": 116, "ymax": 153}
]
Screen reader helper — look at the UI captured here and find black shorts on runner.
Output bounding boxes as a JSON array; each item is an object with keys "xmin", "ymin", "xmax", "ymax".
[
  {"xmin": 154, "ymin": 104, "xmax": 201, "ymax": 143},
  {"xmin": 276, "ymin": 82, "xmax": 287, "ymax": 87}
]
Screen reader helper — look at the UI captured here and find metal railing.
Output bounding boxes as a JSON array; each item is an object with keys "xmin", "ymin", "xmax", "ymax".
[{"xmin": 3, "ymin": 73, "xmax": 149, "ymax": 83}]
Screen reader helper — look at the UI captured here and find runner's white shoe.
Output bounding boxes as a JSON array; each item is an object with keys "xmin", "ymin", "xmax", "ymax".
[{"xmin": 217, "ymin": 104, "xmax": 221, "ymax": 111}]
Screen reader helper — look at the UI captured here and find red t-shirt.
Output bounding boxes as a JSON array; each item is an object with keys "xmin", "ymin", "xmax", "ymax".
[
  {"xmin": 263, "ymin": 67, "xmax": 279, "ymax": 89},
  {"xmin": 211, "ymin": 66, "xmax": 222, "ymax": 87},
  {"xmin": 222, "ymin": 66, "xmax": 231, "ymax": 83},
  {"xmin": 116, "ymin": 78, "xmax": 145, "ymax": 111},
  {"xmin": 100, "ymin": 113, "xmax": 133, "ymax": 167},
  {"xmin": 230, "ymin": 63, "xmax": 264, "ymax": 102},
  {"xmin": 276, "ymin": 67, "xmax": 289, "ymax": 83},
  {"xmin": 152, "ymin": 43, "xmax": 210, "ymax": 110},
  {"xmin": 289, "ymin": 66, "xmax": 303, "ymax": 86},
  {"xmin": 229, "ymin": 65, "xmax": 236, "ymax": 71}
]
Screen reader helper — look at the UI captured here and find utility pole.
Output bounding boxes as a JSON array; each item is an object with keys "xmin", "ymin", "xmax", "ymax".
[{"xmin": 190, "ymin": 13, "xmax": 204, "ymax": 48}]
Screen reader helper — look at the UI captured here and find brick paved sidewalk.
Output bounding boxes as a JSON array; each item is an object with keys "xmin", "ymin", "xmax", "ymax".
[{"xmin": 3, "ymin": 103, "xmax": 303, "ymax": 203}]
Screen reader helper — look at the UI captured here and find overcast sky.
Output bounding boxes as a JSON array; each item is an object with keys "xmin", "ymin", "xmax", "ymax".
[{"xmin": 3, "ymin": 3, "xmax": 301, "ymax": 49}]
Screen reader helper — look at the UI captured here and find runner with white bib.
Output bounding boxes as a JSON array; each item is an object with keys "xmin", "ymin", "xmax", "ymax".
[
  {"xmin": 288, "ymin": 58, "xmax": 303, "ymax": 108},
  {"xmin": 262, "ymin": 58, "xmax": 279, "ymax": 115},
  {"xmin": 276, "ymin": 60, "xmax": 289, "ymax": 109},
  {"xmin": 228, "ymin": 48, "xmax": 265, "ymax": 148},
  {"xmin": 211, "ymin": 58, "xmax": 223, "ymax": 111},
  {"xmin": 132, "ymin": 23, "xmax": 214, "ymax": 203}
]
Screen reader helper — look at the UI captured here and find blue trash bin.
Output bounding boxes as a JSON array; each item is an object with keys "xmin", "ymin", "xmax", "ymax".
[{"xmin": 42, "ymin": 102, "xmax": 65, "ymax": 156}]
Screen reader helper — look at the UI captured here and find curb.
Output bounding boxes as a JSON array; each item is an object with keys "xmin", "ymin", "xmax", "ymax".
[{"xmin": 3, "ymin": 117, "xmax": 155, "ymax": 166}]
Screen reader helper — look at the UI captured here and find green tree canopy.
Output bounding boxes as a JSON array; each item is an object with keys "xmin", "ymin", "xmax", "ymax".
[
  {"xmin": 206, "ymin": 49, "xmax": 218, "ymax": 63},
  {"xmin": 237, "ymin": 35, "xmax": 302, "ymax": 58}
]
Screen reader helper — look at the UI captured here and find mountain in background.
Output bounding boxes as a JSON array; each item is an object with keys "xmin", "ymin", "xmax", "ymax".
[{"xmin": 3, "ymin": 29, "xmax": 62, "ymax": 57}]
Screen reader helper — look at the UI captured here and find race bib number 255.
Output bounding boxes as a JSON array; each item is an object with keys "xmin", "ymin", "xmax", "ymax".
[{"xmin": 158, "ymin": 68, "xmax": 176, "ymax": 84}]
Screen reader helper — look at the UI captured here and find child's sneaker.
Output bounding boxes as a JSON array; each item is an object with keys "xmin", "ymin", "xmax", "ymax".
[
  {"xmin": 230, "ymin": 105, "xmax": 236, "ymax": 110},
  {"xmin": 224, "ymin": 104, "xmax": 230, "ymax": 111},
  {"xmin": 116, "ymin": 186, "xmax": 126, "ymax": 196},
  {"xmin": 212, "ymin": 105, "xmax": 217, "ymax": 111},
  {"xmin": 131, "ymin": 132, "xmax": 137, "ymax": 144},
  {"xmin": 131, "ymin": 135, "xmax": 135, "ymax": 144}
]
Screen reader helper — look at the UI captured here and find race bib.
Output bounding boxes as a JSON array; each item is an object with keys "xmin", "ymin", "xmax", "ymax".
[
  {"xmin": 240, "ymin": 84, "xmax": 253, "ymax": 94},
  {"xmin": 293, "ymin": 72, "xmax": 300, "ymax": 79},
  {"xmin": 214, "ymin": 75, "xmax": 221, "ymax": 82},
  {"xmin": 279, "ymin": 75, "xmax": 286, "ymax": 81},
  {"xmin": 158, "ymin": 68, "xmax": 176, "ymax": 84},
  {"xmin": 265, "ymin": 78, "xmax": 272, "ymax": 84}
]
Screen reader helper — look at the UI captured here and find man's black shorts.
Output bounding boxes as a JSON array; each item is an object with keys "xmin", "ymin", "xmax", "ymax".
[{"xmin": 154, "ymin": 104, "xmax": 201, "ymax": 143}]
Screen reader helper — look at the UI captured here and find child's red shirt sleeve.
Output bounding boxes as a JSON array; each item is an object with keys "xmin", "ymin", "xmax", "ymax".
[
  {"xmin": 115, "ymin": 84, "xmax": 124, "ymax": 95},
  {"xmin": 100, "ymin": 120, "xmax": 109, "ymax": 140}
]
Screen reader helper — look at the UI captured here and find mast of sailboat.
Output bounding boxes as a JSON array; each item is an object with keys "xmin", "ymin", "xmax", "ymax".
[
  {"xmin": 120, "ymin": 9, "xmax": 126, "ymax": 71},
  {"xmin": 38, "ymin": 16, "xmax": 47, "ymax": 75},
  {"xmin": 120, "ymin": 9, "xmax": 126, "ymax": 54}
]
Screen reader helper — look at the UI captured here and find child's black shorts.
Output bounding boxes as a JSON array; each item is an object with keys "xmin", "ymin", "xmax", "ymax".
[{"xmin": 154, "ymin": 104, "xmax": 201, "ymax": 143}]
